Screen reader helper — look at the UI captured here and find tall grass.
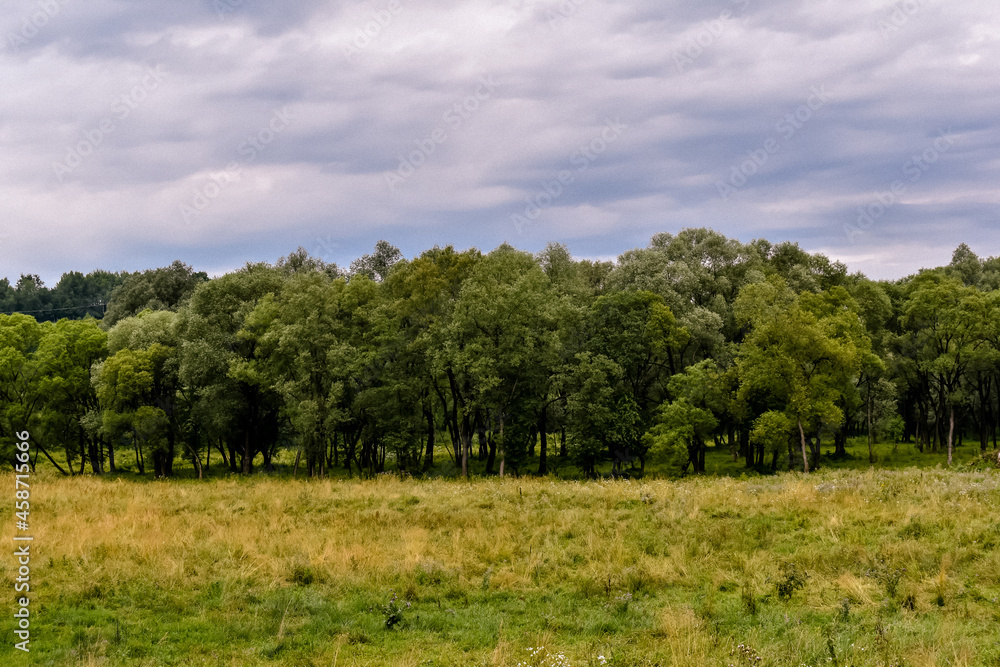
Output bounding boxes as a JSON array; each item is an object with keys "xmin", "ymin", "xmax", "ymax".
[{"xmin": 3, "ymin": 468, "xmax": 999, "ymax": 665}]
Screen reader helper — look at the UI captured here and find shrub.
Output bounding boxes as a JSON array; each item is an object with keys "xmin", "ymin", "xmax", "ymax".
[
  {"xmin": 373, "ymin": 591, "xmax": 410, "ymax": 629},
  {"xmin": 775, "ymin": 561, "xmax": 808, "ymax": 601}
]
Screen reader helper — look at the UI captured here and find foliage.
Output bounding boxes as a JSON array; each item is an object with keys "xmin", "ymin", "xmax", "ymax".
[
  {"xmin": 372, "ymin": 591, "xmax": 410, "ymax": 630},
  {"xmin": 775, "ymin": 561, "xmax": 808, "ymax": 601},
  {"xmin": 8, "ymin": 229, "xmax": 1000, "ymax": 479}
]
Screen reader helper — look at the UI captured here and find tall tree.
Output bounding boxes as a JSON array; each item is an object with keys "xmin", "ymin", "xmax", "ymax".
[
  {"xmin": 736, "ymin": 279, "xmax": 869, "ymax": 472},
  {"xmin": 103, "ymin": 260, "xmax": 208, "ymax": 328}
]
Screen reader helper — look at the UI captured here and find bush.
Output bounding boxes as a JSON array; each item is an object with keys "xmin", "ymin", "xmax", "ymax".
[
  {"xmin": 372, "ymin": 591, "xmax": 410, "ymax": 629},
  {"xmin": 775, "ymin": 561, "xmax": 808, "ymax": 601}
]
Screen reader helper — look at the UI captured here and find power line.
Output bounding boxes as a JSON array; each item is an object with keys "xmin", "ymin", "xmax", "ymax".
[{"xmin": 1, "ymin": 302, "xmax": 107, "ymax": 316}]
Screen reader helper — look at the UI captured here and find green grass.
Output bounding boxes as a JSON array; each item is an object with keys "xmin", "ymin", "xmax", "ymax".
[
  {"xmin": 2, "ymin": 464, "xmax": 999, "ymax": 665},
  {"xmin": 65, "ymin": 434, "xmax": 994, "ymax": 483}
]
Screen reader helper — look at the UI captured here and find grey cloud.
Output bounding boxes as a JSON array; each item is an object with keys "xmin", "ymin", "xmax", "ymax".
[{"xmin": 2, "ymin": 0, "xmax": 998, "ymax": 285}]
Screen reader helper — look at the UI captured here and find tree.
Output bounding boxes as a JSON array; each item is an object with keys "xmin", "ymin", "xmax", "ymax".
[
  {"xmin": 92, "ymin": 346, "xmax": 163, "ymax": 475},
  {"xmin": 434, "ymin": 245, "xmax": 563, "ymax": 476},
  {"xmin": 644, "ymin": 360, "xmax": 727, "ymax": 473},
  {"xmin": 237, "ymin": 271, "xmax": 366, "ymax": 477},
  {"xmin": 0, "ymin": 314, "xmax": 59, "ymax": 469},
  {"xmin": 103, "ymin": 260, "xmax": 208, "ymax": 328},
  {"xmin": 644, "ymin": 399, "xmax": 717, "ymax": 474},
  {"xmin": 179, "ymin": 263, "xmax": 285, "ymax": 474},
  {"xmin": 736, "ymin": 279, "xmax": 869, "ymax": 472},
  {"xmin": 349, "ymin": 240, "xmax": 403, "ymax": 282},
  {"xmin": 564, "ymin": 353, "xmax": 640, "ymax": 477},
  {"xmin": 897, "ymin": 271, "xmax": 984, "ymax": 465},
  {"xmin": 749, "ymin": 411, "xmax": 795, "ymax": 471},
  {"xmin": 35, "ymin": 319, "xmax": 108, "ymax": 474},
  {"xmin": 583, "ymin": 290, "xmax": 689, "ymax": 472}
]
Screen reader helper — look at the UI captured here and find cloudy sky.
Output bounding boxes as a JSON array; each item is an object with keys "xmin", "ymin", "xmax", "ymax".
[{"xmin": 2, "ymin": 0, "xmax": 998, "ymax": 284}]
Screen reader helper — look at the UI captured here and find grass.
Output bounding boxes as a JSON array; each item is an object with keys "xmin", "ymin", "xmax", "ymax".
[
  {"xmin": 3, "ymin": 463, "xmax": 1000, "ymax": 665},
  {"xmin": 70, "ymin": 434, "xmax": 991, "ymax": 482}
]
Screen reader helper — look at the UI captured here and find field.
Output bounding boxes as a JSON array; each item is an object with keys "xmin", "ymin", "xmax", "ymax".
[{"xmin": 3, "ymin": 447, "xmax": 1000, "ymax": 666}]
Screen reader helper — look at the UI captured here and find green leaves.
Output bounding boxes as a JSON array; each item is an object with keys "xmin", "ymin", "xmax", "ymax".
[{"xmin": 735, "ymin": 278, "xmax": 869, "ymax": 471}]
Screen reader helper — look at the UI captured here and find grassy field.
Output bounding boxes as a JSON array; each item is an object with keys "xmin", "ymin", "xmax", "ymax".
[
  {"xmin": 59, "ymin": 434, "xmax": 991, "ymax": 482},
  {"xmin": 3, "ymin": 457, "xmax": 1000, "ymax": 666}
]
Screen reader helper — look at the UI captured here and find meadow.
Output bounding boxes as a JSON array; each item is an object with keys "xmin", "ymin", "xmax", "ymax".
[{"xmin": 3, "ymin": 439, "xmax": 1000, "ymax": 666}]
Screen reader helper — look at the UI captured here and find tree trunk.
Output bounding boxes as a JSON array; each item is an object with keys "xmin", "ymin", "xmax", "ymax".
[
  {"xmin": 165, "ymin": 429, "xmax": 175, "ymax": 477},
  {"xmin": 32, "ymin": 437, "xmax": 70, "ymax": 476},
  {"xmin": 242, "ymin": 429, "xmax": 252, "ymax": 475},
  {"xmin": 947, "ymin": 405, "xmax": 955, "ymax": 466},
  {"xmin": 424, "ymin": 407, "xmax": 435, "ymax": 470},
  {"xmin": 798, "ymin": 419, "xmax": 810, "ymax": 473},
  {"xmin": 867, "ymin": 388, "xmax": 875, "ymax": 464},
  {"xmin": 87, "ymin": 434, "xmax": 103, "ymax": 475},
  {"xmin": 834, "ymin": 428, "xmax": 847, "ymax": 458},
  {"xmin": 537, "ymin": 405, "xmax": 548, "ymax": 476},
  {"xmin": 485, "ymin": 430, "xmax": 497, "ymax": 475},
  {"xmin": 107, "ymin": 438, "xmax": 116, "ymax": 473},
  {"xmin": 134, "ymin": 435, "xmax": 145, "ymax": 475},
  {"xmin": 498, "ymin": 418, "xmax": 506, "ymax": 478},
  {"xmin": 461, "ymin": 414, "xmax": 471, "ymax": 477}
]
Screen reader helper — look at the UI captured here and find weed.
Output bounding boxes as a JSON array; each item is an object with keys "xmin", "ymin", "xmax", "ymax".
[
  {"xmin": 837, "ymin": 598, "xmax": 850, "ymax": 623},
  {"xmin": 775, "ymin": 561, "xmax": 808, "ymax": 601},
  {"xmin": 742, "ymin": 582, "xmax": 758, "ymax": 616},
  {"xmin": 518, "ymin": 645, "xmax": 574, "ymax": 667},
  {"xmin": 612, "ymin": 591, "xmax": 632, "ymax": 614},
  {"xmin": 290, "ymin": 562, "xmax": 315, "ymax": 585},
  {"xmin": 825, "ymin": 626, "xmax": 841, "ymax": 667},
  {"xmin": 729, "ymin": 643, "xmax": 763, "ymax": 666},
  {"xmin": 865, "ymin": 558, "xmax": 906, "ymax": 599},
  {"xmin": 372, "ymin": 591, "xmax": 410, "ymax": 629}
]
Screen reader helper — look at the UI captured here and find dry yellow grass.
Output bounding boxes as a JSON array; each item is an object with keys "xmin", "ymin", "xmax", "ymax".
[{"xmin": 2, "ymin": 468, "xmax": 999, "ymax": 665}]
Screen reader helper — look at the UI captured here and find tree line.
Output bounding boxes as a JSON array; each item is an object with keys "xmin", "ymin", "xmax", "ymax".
[{"xmin": 2, "ymin": 229, "xmax": 999, "ymax": 478}]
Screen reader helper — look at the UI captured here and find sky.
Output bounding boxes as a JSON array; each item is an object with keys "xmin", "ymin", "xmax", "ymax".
[{"xmin": 2, "ymin": 0, "xmax": 998, "ymax": 285}]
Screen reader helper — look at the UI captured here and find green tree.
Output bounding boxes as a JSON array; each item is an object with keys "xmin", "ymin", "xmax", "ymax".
[
  {"xmin": 104, "ymin": 260, "xmax": 207, "ymax": 328},
  {"xmin": 897, "ymin": 271, "xmax": 984, "ymax": 465},
  {"xmin": 35, "ymin": 319, "xmax": 108, "ymax": 474},
  {"xmin": 645, "ymin": 360, "xmax": 728, "ymax": 473},
  {"xmin": 749, "ymin": 411, "xmax": 795, "ymax": 471},
  {"xmin": 237, "ymin": 271, "xmax": 367, "ymax": 477},
  {"xmin": 179, "ymin": 263, "xmax": 285, "ymax": 474},
  {"xmin": 349, "ymin": 240, "xmax": 403, "ymax": 282},
  {"xmin": 736, "ymin": 279, "xmax": 869, "ymax": 472},
  {"xmin": 564, "ymin": 353, "xmax": 640, "ymax": 477},
  {"xmin": 435, "ymin": 245, "xmax": 562, "ymax": 476}
]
